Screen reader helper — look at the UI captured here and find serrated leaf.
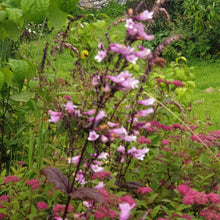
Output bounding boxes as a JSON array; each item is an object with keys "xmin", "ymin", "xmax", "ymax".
[
  {"xmin": 9, "ymin": 59, "xmax": 29, "ymax": 83},
  {"xmin": 10, "ymin": 92, "xmax": 33, "ymax": 102},
  {"xmin": 5, "ymin": 8, "xmax": 24, "ymax": 27},
  {"xmin": 47, "ymin": 1, "xmax": 67, "ymax": 30},
  {"xmin": 3, "ymin": 21, "xmax": 20, "ymax": 41},
  {"xmin": 21, "ymin": 0, "xmax": 50, "ymax": 24},
  {"xmin": 56, "ymin": 0, "xmax": 79, "ymax": 13}
]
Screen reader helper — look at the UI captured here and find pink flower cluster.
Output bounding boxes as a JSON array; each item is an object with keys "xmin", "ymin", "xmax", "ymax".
[
  {"xmin": 37, "ymin": 201, "xmax": 48, "ymax": 210},
  {"xmin": 26, "ymin": 179, "xmax": 39, "ymax": 189},
  {"xmin": 137, "ymin": 187, "xmax": 153, "ymax": 194},
  {"xmin": 199, "ymin": 208, "xmax": 220, "ymax": 220},
  {"xmin": 177, "ymin": 184, "xmax": 220, "ymax": 205},
  {"xmin": 156, "ymin": 78, "xmax": 184, "ymax": 87},
  {"xmin": 92, "ymin": 171, "xmax": 111, "ymax": 180},
  {"xmin": 4, "ymin": 175, "xmax": 19, "ymax": 184},
  {"xmin": 0, "ymin": 194, "xmax": 9, "ymax": 219},
  {"xmin": 94, "ymin": 206, "xmax": 117, "ymax": 219},
  {"xmin": 53, "ymin": 204, "xmax": 74, "ymax": 217}
]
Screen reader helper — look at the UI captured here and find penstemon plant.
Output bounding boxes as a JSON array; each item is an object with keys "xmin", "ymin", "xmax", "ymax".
[{"xmin": 1, "ymin": 1, "xmax": 219, "ymax": 220}]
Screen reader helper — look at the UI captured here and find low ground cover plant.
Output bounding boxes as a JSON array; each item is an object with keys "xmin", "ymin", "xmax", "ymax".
[{"xmin": 0, "ymin": 0, "xmax": 219, "ymax": 219}]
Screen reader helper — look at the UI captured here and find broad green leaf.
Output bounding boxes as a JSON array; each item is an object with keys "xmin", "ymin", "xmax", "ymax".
[
  {"xmin": 47, "ymin": 1, "xmax": 67, "ymax": 30},
  {"xmin": 175, "ymin": 87, "xmax": 187, "ymax": 97},
  {"xmin": 1, "ymin": 66, "xmax": 13, "ymax": 85},
  {"xmin": 9, "ymin": 59, "xmax": 29, "ymax": 82},
  {"xmin": 5, "ymin": 8, "xmax": 24, "ymax": 26},
  {"xmin": 0, "ymin": 71, "xmax": 4, "ymax": 90},
  {"xmin": 0, "ymin": 11, "xmax": 6, "ymax": 22},
  {"xmin": 3, "ymin": 21, "xmax": 20, "ymax": 41},
  {"xmin": 0, "ymin": 26, "xmax": 7, "ymax": 40},
  {"xmin": 187, "ymin": 80, "xmax": 196, "ymax": 88},
  {"xmin": 21, "ymin": 0, "xmax": 50, "ymax": 24},
  {"xmin": 86, "ymin": 142, "xmax": 95, "ymax": 154},
  {"xmin": 92, "ymin": 20, "xmax": 106, "ymax": 29},
  {"xmin": 176, "ymin": 68, "xmax": 187, "ymax": 81},
  {"xmin": 56, "ymin": 0, "xmax": 79, "ymax": 13},
  {"xmin": 10, "ymin": 91, "xmax": 33, "ymax": 102}
]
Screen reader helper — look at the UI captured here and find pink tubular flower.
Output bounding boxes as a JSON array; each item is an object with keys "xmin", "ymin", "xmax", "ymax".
[
  {"xmin": 134, "ymin": 46, "xmax": 151, "ymax": 59},
  {"xmin": 125, "ymin": 18, "xmax": 135, "ymax": 29},
  {"xmin": 119, "ymin": 202, "xmax": 136, "ymax": 220},
  {"xmin": 67, "ymin": 155, "xmax": 81, "ymax": 164},
  {"xmin": 83, "ymin": 109, "xmax": 96, "ymax": 116},
  {"xmin": 64, "ymin": 101, "xmax": 77, "ymax": 114},
  {"xmin": 4, "ymin": 175, "xmax": 19, "ymax": 184},
  {"xmin": 137, "ymin": 108, "xmax": 154, "ymax": 117},
  {"xmin": 101, "ymin": 134, "xmax": 108, "ymax": 143},
  {"xmin": 107, "ymin": 70, "xmax": 139, "ymax": 90},
  {"xmin": 48, "ymin": 110, "xmax": 62, "ymax": 123},
  {"xmin": 26, "ymin": 179, "xmax": 39, "ymax": 189},
  {"xmin": 76, "ymin": 170, "xmax": 86, "ymax": 185},
  {"xmin": 37, "ymin": 202, "xmax": 48, "ymax": 210},
  {"xmin": 93, "ymin": 181, "xmax": 105, "ymax": 190},
  {"xmin": 136, "ymin": 10, "xmax": 153, "ymax": 21},
  {"xmin": 137, "ymin": 97, "xmax": 156, "ymax": 106},
  {"xmin": 97, "ymin": 152, "xmax": 108, "ymax": 160},
  {"xmin": 137, "ymin": 187, "xmax": 153, "ymax": 194},
  {"xmin": 117, "ymin": 145, "xmax": 125, "ymax": 152},
  {"xmin": 88, "ymin": 130, "xmax": 99, "ymax": 141},
  {"xmin": 109, "ymin": 126, "xmax": 127, "ymax": 136},
  {"xmin": 107, "ymin": 121, "xmax": 119, "ymax": 128},
  {"xmin": 121, "ymin": 135, "xmax": 137, "ymax": 142},
  {"xmin": 95, "ymin": 50, "xmax": 107, "ymax": 62},
  {"xmin": 90, "ymin": 164, "xmax": 104, "ymax": 173},
  {"xmin": 64, "ymin": 95, "xmax": 71, "ymax": 101},
  {"xmin": 0, "ymin": 195, "xmax": 9, "ymax": 202}
]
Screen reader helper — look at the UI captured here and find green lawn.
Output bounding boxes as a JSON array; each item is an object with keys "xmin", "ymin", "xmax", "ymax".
[{"xmin": 190, "ymin": 61, "xmax": 220, "ymax": 130}]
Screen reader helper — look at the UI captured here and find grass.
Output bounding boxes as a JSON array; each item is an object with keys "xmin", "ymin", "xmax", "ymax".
[{"xmin": 190, "ymin": 61, "xmax": 220, "ymax": 130}]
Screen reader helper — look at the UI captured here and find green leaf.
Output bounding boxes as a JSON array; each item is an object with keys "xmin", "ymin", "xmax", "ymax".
[
  {"xmin": 176, "ymin": 68, "xmax": 187, "ymax": 81},
  {"xmin": 0, "ymin": 71, "xmax": 4, "ymax": 90},
  {"xmin": 150, "ymin": 206, "xmax": 161, "ymax": 218},
  {"xmin": 175, "ymin": 87, "xmax": 187, "ymax": 97},
  {"xmin": 3, "ymin": 21, "xmax": 20, "ymax": 41},
  {"xmin": 9, "ymin": 59, "xmax": 29, "ymax": 83},
  {"xmin": 1, "ymin": 66, "xmax": 13, "ymax": 85},
  {"xmin": 0, "ymin": 25, "xmax": 7, "ymax": 41},
  {"xmin": 56, "ymin": 0, "xmax": 79, "ymax": 13},
  {"xmin": 92, "ymin": 20, "xmax": 106, "ymax": 30},
  {"xmin": 5, "ymin": 8, "xmax": 24, "ymax": 27},
  {"xmin": 0, "ymin": 11, "xmax": 7, "ymax": 22},
  {"xmin": 47, "ymin": 1, "xmax": 67, "ymax": 30},
  {"xmin": 10, "ymin": 91, "xmax": 33, "ymax": 102},
  {"xmin": 187, "ymin": 81, "xmax": 195, "ymax": 88},
  {"xmin": 86, "ymin": 142, "xmax": 95, "ymax": 154},
  {"xmin": 21, "ymin": 0, "xmax": 50, "ymax": 24},
  {"xmin": 147, "ymin": 193, "xmax": 158, "ymax": 204}
]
